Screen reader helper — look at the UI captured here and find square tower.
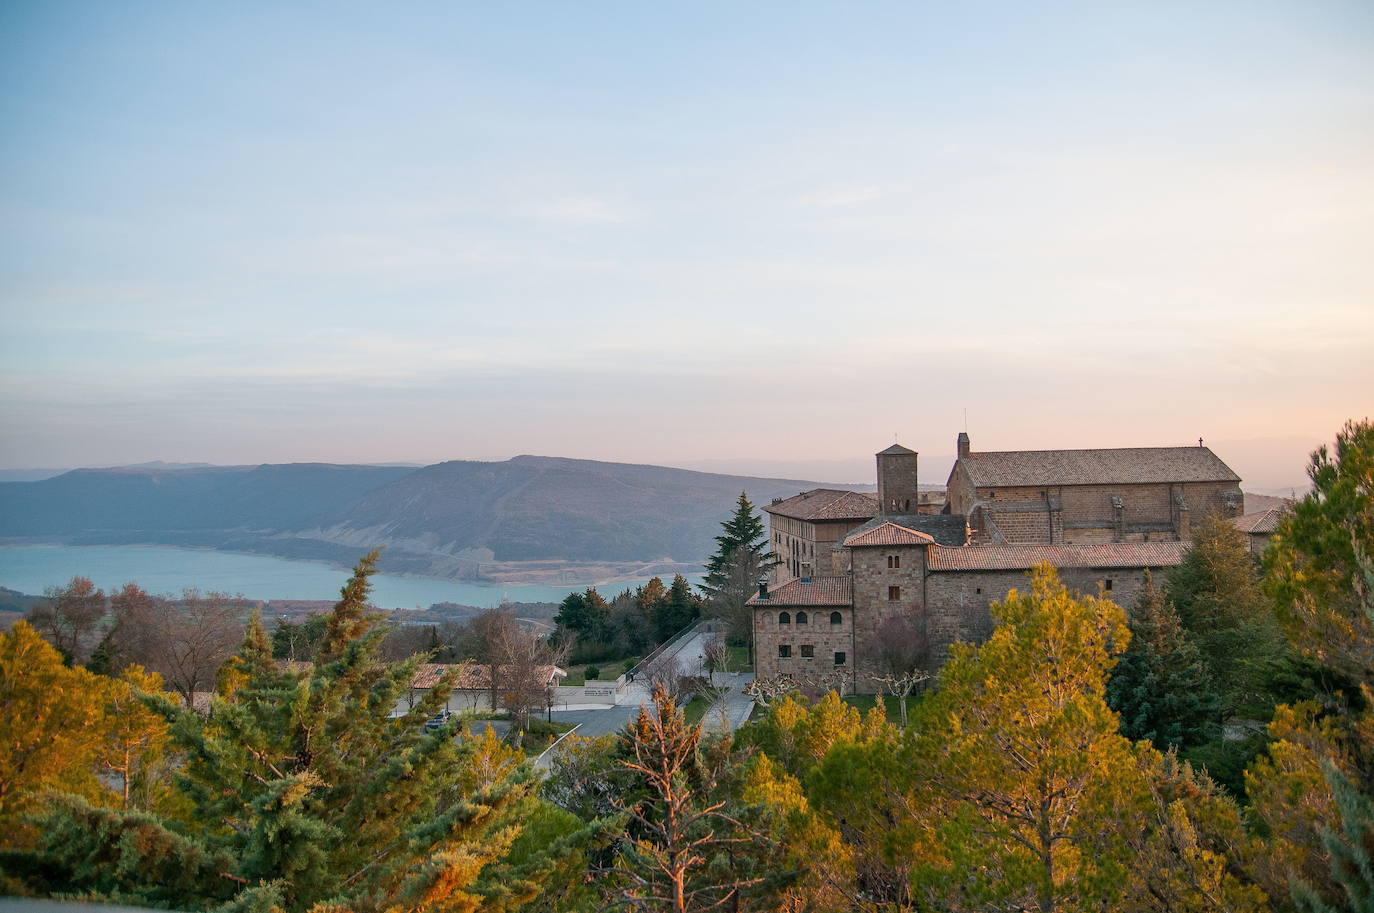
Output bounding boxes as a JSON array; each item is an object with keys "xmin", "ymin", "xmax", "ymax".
[{"xmin": 877, "ymin": 443, "xmax": 920, "ymax": 516}]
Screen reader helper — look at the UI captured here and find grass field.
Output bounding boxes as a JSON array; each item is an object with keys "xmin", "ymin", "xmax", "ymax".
[
  {"xmin": 561, "ymin": 656, "xmax": 640, "ymax": 687},
  {"xmin": 727, "ymin": 645, "xmax": 753, "ymax": 672},
  {"xmin": 842, "ymin": 694, "xmax": 925, "ymax": 718}
]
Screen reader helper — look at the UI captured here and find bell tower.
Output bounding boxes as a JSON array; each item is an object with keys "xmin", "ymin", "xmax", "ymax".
[{"xmin": 876, "ymin": 443, "xmax": 919, "ymax": 516}]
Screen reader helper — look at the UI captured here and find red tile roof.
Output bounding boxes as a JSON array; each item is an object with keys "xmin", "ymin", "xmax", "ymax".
[
  {"xmin": 410, "ymin": 663, "xmax": 566, "ymax": 691},
  {"xmin": 1232, "ymin": 508, "xmax": 1284, "ymax": 534},
  {"xmin": 747, "ymin": 576, "xmax": 852, "ymax": 607},
  {"xmin": 842, "ymin": 521, "xmax": 936, "ymax": 548},
  {"xmin": 959, "ymin": 446, "xmax": 1241, "ymax": 487},
  {"xmin": 926, "ymin": 541, "xmax": 1187, "ymax": 571},
  {"xmin": 765, "ymin": 488, "xmax": 879, "ymax": 521}
]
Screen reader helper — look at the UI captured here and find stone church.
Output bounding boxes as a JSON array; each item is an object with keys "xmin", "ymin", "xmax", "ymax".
[{"xmin": 750, "ymin": 434, "xmax": 1256, "ymax": 693}]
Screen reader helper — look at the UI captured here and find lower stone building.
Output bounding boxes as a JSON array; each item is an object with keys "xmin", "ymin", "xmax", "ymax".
[
  {"xmin": 750, "ymin": 435, "xmax": 1247, "ymax": 694},
  {"xmin": 752, "ymin": 531, "xmax": 1184, "ymax": 692}
]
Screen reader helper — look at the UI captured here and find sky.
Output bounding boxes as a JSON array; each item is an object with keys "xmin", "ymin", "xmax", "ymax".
[{"xmin": 1, "ymin": 1, "xmax": 1371, "ymax": 492}]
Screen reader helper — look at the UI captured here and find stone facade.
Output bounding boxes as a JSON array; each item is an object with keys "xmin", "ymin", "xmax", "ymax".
[
  {"xmin": 750, "ymin": 436, "xmax": 1245, "ymax": 694},
  {"xmin": 923, "ymin": 565, "xmax": 1162, "ymax": 662},
  {"xmin": 848, "ymin": 542, "xmax": 928, "ymax": 692},
  {"xmin": 753, "ymin": 603, "xmax": 856, "ymax": 682},
  {"xmin": 877, "ymin": 444, "xmax": 921, "ymax": 516}
]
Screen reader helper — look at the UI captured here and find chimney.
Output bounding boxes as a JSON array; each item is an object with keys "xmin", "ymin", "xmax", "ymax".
[
  {"xmin": 757, "ymin": 582, "xmax": 769, "ymax": 600},
  {"xmin": 957, "ymin": 432, "xmax": 971, "ymax": 460}
]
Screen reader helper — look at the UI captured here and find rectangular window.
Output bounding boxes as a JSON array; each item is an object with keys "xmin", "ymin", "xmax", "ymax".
[
  {"xmin": 834, "ymin": 651, "xmax": 846, "ymax": 666},
  {"xmin": 888, "ymin": 585, "xmax": 901, "ymax": 601},
  {"xmin": 1105, "ymin": 578, "xmax": 1114, "ymax": 591},
  {"xmin": 778, "ymin": 644, "xmax": 791, "ymax": 658},
  {"xmin": 887, "ymin": 555, "xmax": 901, "ymax": 569},
  {"xmin": 800, "ymin": 645, "xmax": 814, "ymax": 658}
]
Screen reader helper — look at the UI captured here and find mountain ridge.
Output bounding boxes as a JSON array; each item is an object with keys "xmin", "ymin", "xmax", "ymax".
[{"xmin": 0, "ymin": 456, "xmax": 875, "ymax": 582}]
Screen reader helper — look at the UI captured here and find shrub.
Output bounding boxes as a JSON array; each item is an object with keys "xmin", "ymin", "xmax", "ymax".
[{"xmin": 584, "ymin": 666, "xmax": 600, "ymax": 680}]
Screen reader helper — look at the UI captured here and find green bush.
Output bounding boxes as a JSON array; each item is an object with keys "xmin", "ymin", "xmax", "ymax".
[{"xmin": 584, "ymin": 666, "xmax": 600, "ymax": 680}]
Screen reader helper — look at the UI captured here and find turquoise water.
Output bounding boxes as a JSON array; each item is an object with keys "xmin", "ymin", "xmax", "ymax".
[{"xmin": 0, "ymin": 545, "xmax": 682, "ymax": 608}]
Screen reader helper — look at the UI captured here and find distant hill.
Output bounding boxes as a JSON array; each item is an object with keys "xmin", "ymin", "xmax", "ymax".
[{"xmin": 0, "ymin": 456, "xmax": 863, "ymax": 580}]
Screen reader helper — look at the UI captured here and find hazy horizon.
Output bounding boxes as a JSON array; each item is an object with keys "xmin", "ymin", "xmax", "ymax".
[
  {"xmin": 3, "ymin": 3, "xmax": 1370, "ymax": 488},
  {"xmin": 0, "ymin": 431, "xmax": 1323, "ymax": 495}
]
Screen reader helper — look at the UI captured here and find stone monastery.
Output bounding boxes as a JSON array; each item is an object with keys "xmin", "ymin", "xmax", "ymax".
[{"xmin": 749, "ymin": 433, "xmax": 1279, "ymax": 694}]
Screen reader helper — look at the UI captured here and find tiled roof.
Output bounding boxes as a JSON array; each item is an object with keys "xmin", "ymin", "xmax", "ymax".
[
  {"xmin": 747, "ymin": 576, "xmax": 852, "ymax": 607},
  {"xmin": 959, "ymin": 447, "xmax": 1241, "ymax": 488},
  {"xmin": 765, "ymin": 488, "xmax": 879, "ymax": 521},
  {"xmin": 843, "ymin": 521, "xmax": 936, "ymax": 548},
  {"xmin": 926, "ymin": 541, "xmax": 1187, "ymax": 571},
  {"xmin": 878, "ymin": 443, "xmax": 916, "ymax": 455},
  {"xmin": 841, "ymin": 513, "xmax": 968, "ymax": 547},
  {"xmin": 810, "ymin": 491, "xmax": 879, "ymax": 520},
  {"xmin": 1232, "ymin": 508, "xmax": 1284, "ymax": 535},
  {"xmin": 410, "ymin": 663, "xmax": 566, "ymax": 691}
]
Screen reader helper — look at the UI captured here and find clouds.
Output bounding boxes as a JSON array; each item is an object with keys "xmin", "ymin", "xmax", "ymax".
[{"xmin": 0, "ymin": 3, "xmax": 1370, "ymax": 480}]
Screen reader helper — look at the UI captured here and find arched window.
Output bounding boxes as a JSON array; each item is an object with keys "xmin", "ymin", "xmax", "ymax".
[
  {"xmin": 779, "ymin": 611, "xmax": 791, "ymax": 625},
  {"xmin": 830, "ymin": 611, "xmax": 842, "ymax": 625},
  {"xmin": 796, "ymin": 611, "xmax": 808, "ymax": 625}
]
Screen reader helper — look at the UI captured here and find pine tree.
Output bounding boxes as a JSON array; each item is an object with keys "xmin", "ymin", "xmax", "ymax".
[
  {"xmin": 1168, "ymin": 512, "xmax": 1293, "ymax": 722},
  {"xmin": 904, "ymin": 565, "xmax": 1149, "ymax": 911},
  {"xmin": 1267, "ymin": 418, "xmax": 1374, "ymax": 685},
  {"xmin": 607, "ymin": 683, "xmax": 769, "ymax": 912},
  {"xmin": 1107, "ymin": 573, "xmax": 1219, "ymax": 749},
  {"xmin": 699, "ymin": 492, "xmax": 773, "ymax": 600},
  {"xmin": 3, "ymin": 552, "xmax": 589, "ymax": 912},
  {"xmin": 1291, "ymin": 761, "xmax": 1374, "ymax": 913},
  {"xmin": 654, "ymin": 575, "xmax": 700, "ymax": 642}
]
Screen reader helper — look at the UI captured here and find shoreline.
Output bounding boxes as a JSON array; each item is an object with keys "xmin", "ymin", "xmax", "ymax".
[{"xmin": 0, "ymin": 540, "xmax": 704, "ymax": 592}]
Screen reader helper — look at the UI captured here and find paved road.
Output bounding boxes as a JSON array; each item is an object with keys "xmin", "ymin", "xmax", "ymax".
[
  {"xmin": 549, "ymin": 622, "xmax": 757, "ymax": 745},
  {"xmin": 550, "ymin": 703, "xmax": 642, "ymax": 737}
]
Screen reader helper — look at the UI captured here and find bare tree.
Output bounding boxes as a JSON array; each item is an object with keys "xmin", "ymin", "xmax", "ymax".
[
  {"xmin": 379, "ymin": 623, "xmax": 437, "ymax": 661},
  {"xmin": 742, "ymin": 674, "xmax": 799, "ymax": 708},
  {"xmin": 489, "ymin": 620, "xmax": 568, "ymax": 732},
  {"xmin": 701, "ymin": 633, "xmax": 730, "ymax": 684},
  {"xmin": 116, "ymin": 589, "xmax": 247, "ymax": 706},
  {"xmin": 642, "ymin": 653, "xmax": 688, "ymax": 701},
  {"xmin": 868, "ymin": 613, "xmax": 931, "ymax": 728},
  {"xmin": 29, "ymin": 576, "xmax": 105, "ymax": 663},
  {"xmin": 799, "ymin": 668, "xmax": 852, "ymax": 700},
  {"xmin": 105, "ymin": 583, "xmax": 160, "ymax": 672}
]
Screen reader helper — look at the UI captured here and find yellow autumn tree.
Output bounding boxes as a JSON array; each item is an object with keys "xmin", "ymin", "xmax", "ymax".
[
  {"xmin": 0, "ymin": 621, "xmax": 113, "ymax": 843},
  {"xmin": 902, "ymin": 565, "xmax": 1148, "ymax": 911},
  {"xmin": 98, "ymin": 664, "xmax": 175, "ymax": 812}
]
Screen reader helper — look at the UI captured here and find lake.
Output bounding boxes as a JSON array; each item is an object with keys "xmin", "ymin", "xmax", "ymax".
[{"xmin": 0, "ymin": 545, "xmax": 682, "ymax": 609}]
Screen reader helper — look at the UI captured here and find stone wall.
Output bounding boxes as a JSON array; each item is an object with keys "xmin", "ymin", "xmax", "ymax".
[
  {"xmin": 877, "ymin": 450, "xmax": 921, "ymax": 515},
  {"xmin": 923, "ymin": 565, "xmax": 1161, "ymax": 663},
  {"xmin": 753, "ymin": 601, "xmax": 855, "ymax": 683},
  {"xmin": 963, "ymin": 481, "xmax": 1243, "ymax": 546},
  {"xmin": 849, "ymin": 544, "xmax": 928, "ymax": 692}
]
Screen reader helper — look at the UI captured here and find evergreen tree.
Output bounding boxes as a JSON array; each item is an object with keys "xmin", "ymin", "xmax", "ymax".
[
  {"xmin": 1291, "ymin": 761, "xmax": 1374, "ymax": 913},
  {"xmin": 1267, "ymin": 418, "xmax": 1374, "ymax": 685},
  {"xmin": 1168, "ymin": 512, "xmax": 1294, "ymax": 722},
  {"xmin": 607, "ymin": 683, "xmax": 771, "ymax": 912},
  {"xmin": 699, "ymin": 492, "xmax": 773, "ymax": 602},
  {"xmin": 3, "ymin": 551, "xmax": 589, "ymax": 912},
  {"xmin": 654, "ymin": 575, "xmax": 701, "ymax": 643},
  {"xmin": 904, "ymin": 565, "xmax": 1149, "ymax": 910},
  {"xmin": 1107, "ymin": 573, "xmax": 1219, "ymax": 749}
]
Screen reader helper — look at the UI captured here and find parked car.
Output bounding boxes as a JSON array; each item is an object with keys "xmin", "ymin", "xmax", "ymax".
[{"xmin": 424, "ymin": 710, "xmax": 453, "ymax": 732}]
